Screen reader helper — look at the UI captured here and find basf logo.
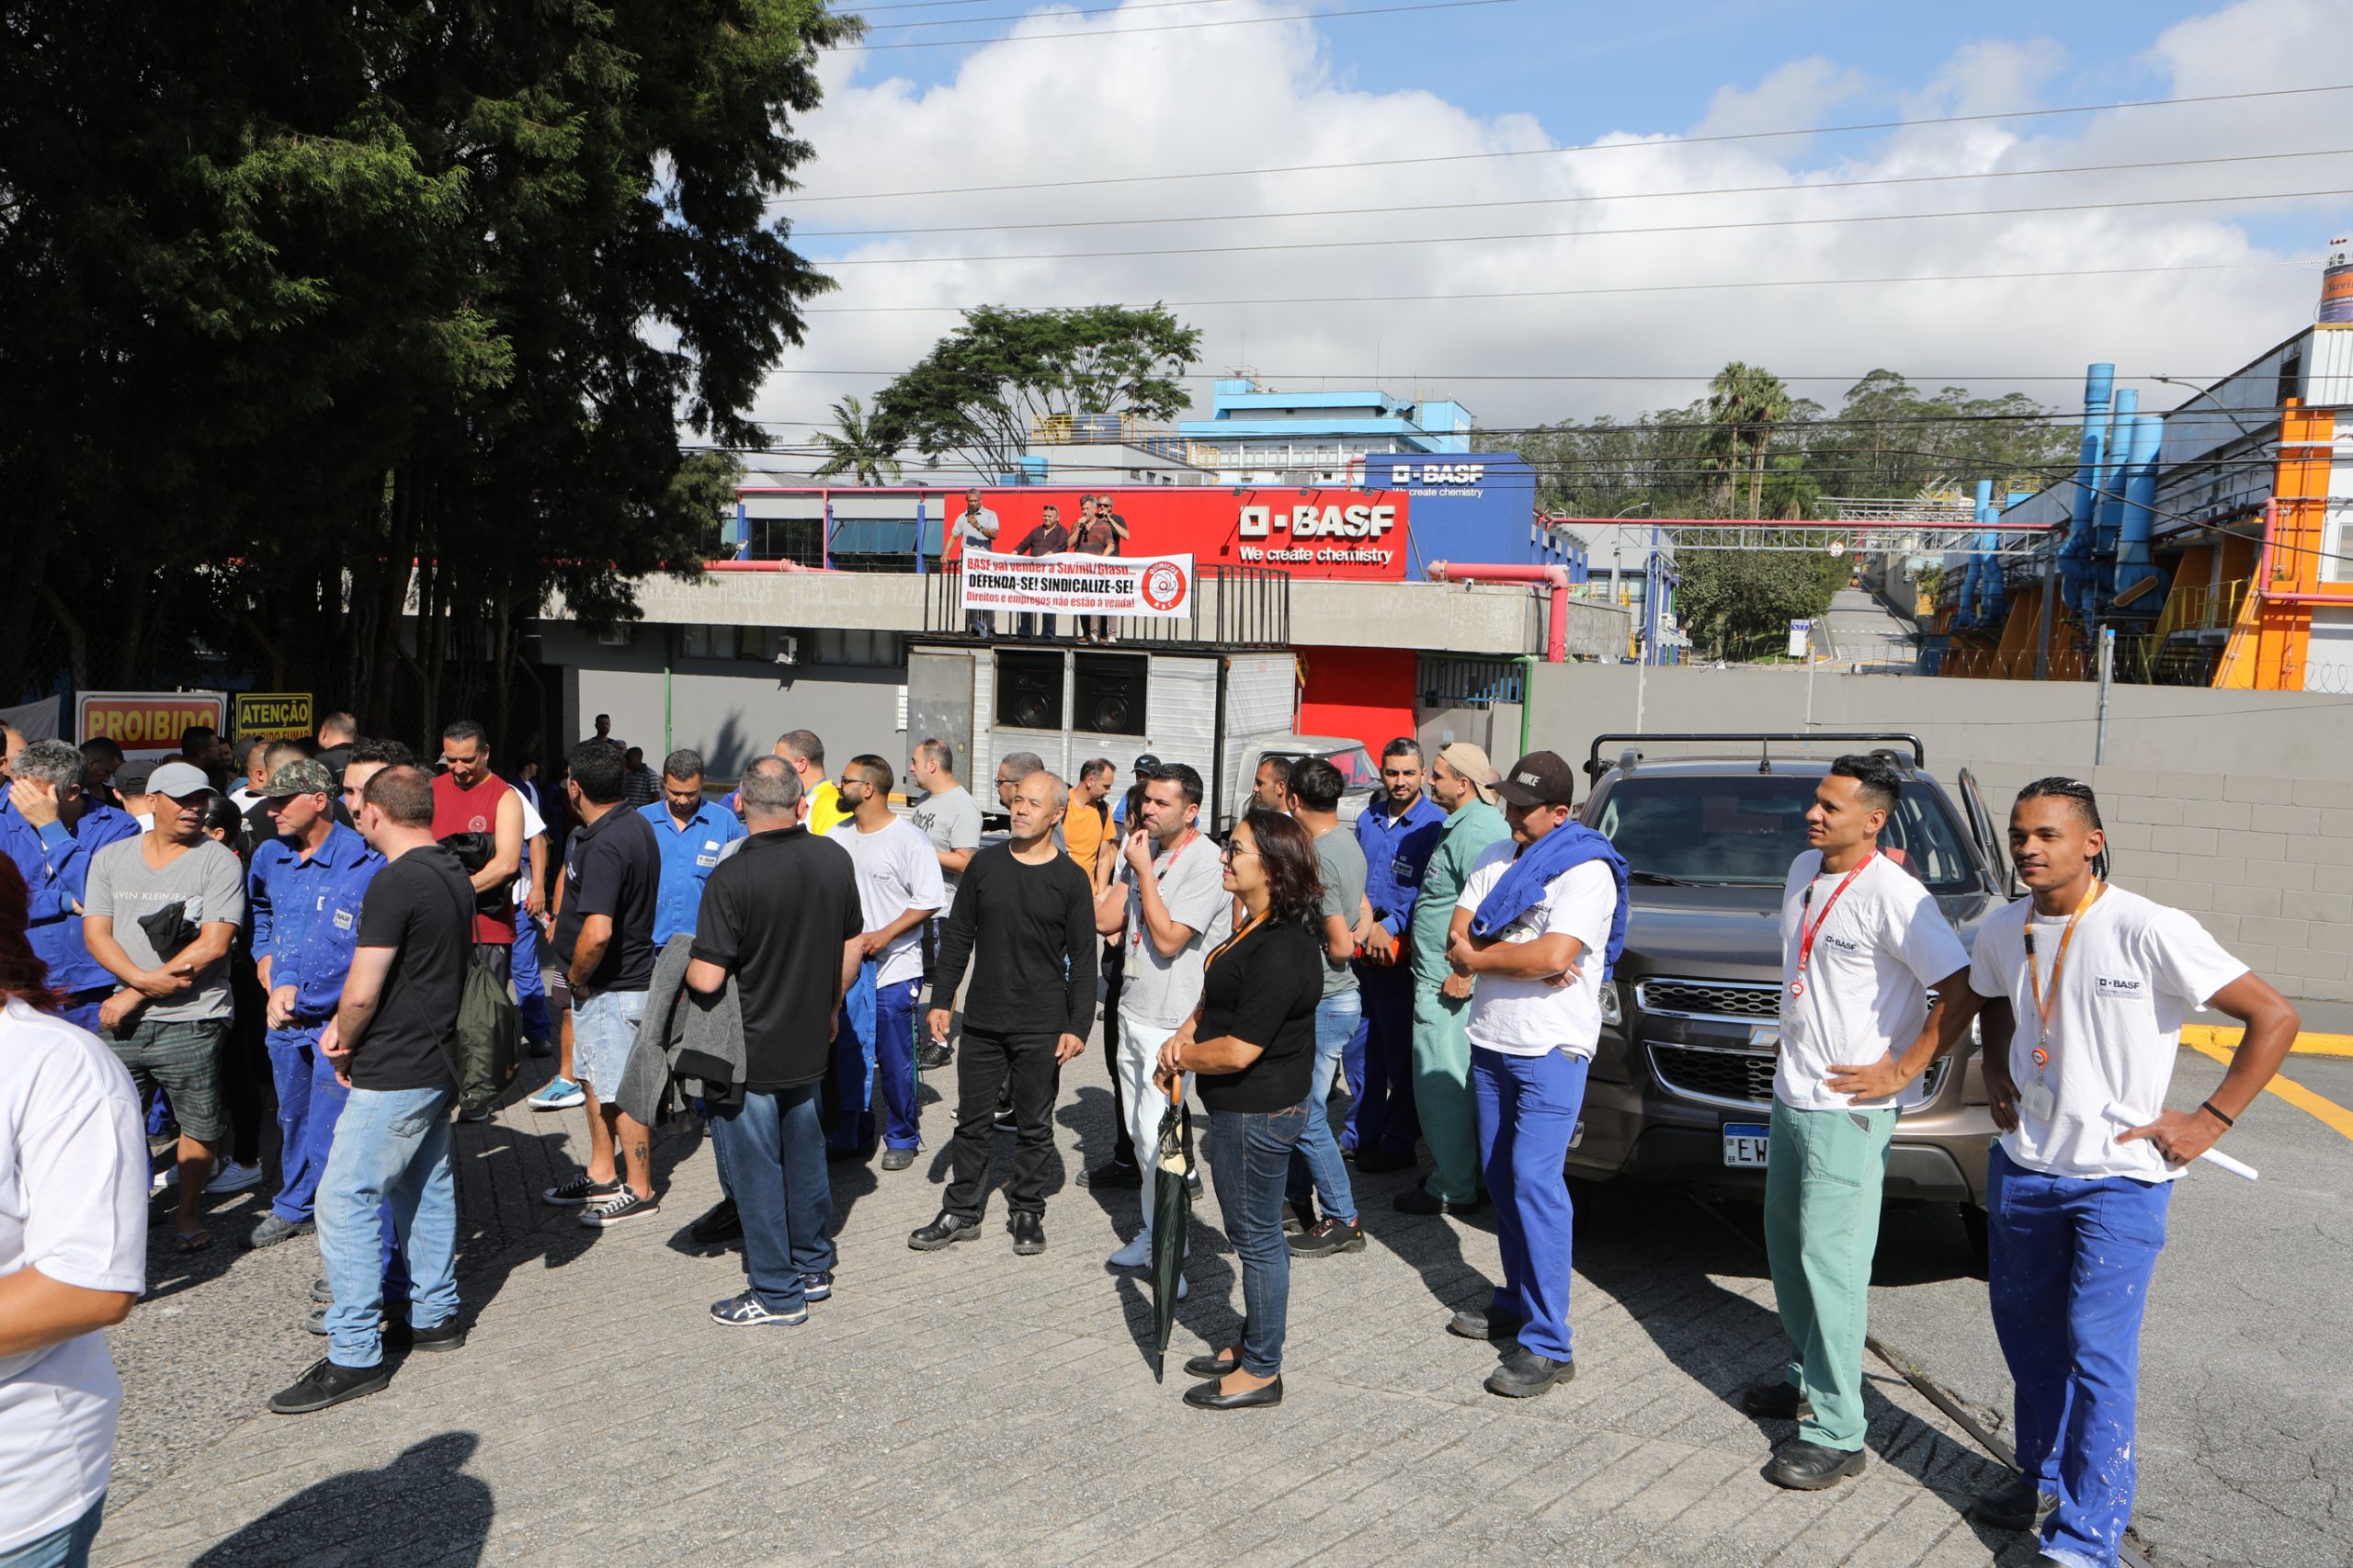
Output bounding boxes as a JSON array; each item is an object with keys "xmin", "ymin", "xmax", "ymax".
[
  {"xmin": 939, "ymin": 487, "xmax": 1411, "ymax": 579},
  {"xmin": 1236, "ymin": 501, "xmax": 1399, "ymax": 568}
]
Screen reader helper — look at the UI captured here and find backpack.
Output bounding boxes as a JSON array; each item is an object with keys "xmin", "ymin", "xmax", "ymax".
[{"xmin": 449, "ymin": 946, "xmax": 522, "ymax": 1114}]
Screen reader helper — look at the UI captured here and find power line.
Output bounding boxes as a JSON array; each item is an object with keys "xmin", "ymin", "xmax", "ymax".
[
  {"xmin": 790, "ymin": 146, "xmax": 2353, "ymax": 238},
  {"xmin": 858, "ymin": 0, "xmax": 1258, "ymax": 29},
  {"xmin": 749, "ymin": 367, "xmax": 2241, "ymax": 383},
  {"xmin": 800, "ymin": 257, "xmax": 2317, "ymax": 313},
  {"xmin": 812, "ymin": 186, "xmax": 2353, "ymax": 267},
  {"xmin": 842, "ymin": 0, "xmax": 1515, "ymax": 51},
  {"xmin": 769, "ymin": 81, "xmax": 2353, "ymax": 204}
]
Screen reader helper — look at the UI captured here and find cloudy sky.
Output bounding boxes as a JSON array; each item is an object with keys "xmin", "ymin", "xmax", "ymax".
[{"xmin": 741, "ymin": 0, "xmax": 2353, "ymax": 455}]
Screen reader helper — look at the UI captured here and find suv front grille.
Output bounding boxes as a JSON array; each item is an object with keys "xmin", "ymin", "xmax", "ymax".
[
  {"xmin": 1636, "ymin": 978, "xmax": 1780, "ymax": 1019},
  {"xmin": 1649, "ymin": 1044, "xmax": 1777, "ymax": 1107}
]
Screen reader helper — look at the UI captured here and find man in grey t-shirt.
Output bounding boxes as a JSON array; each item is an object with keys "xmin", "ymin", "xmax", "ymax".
[
  {"xmin": 908, "ymin": 740, "xmax": 984, "ymax": 1069},
  {"xmin": 952, "ymin": 488, "xmax": 1001, "ymax": 636},
  {"xmin": 80, "ymin": 761, "xmax": 247, "ymax": 1250},
  {"xmin": 1286, "ymin": 758, "xmax": 1370, "ymax": 1255}
]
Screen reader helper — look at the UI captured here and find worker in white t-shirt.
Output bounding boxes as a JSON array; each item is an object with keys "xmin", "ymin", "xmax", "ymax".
[
  {"xmin": 1750, "ymin": 754, "xmax": 1971, "ymax": 1492},
  {"xmin": 831, "ymin": 756, "xmax": 944, "ymax": 1172},
  {"xmin": 1438, "ymin": 751, "xmax": 1626, "ymax": 1403},
  {"xmin": 0, "ymin": 878, "xmax": 148, "ymax": 1566},
  {"xmin": 1965, "ymin": 777, "xmax": 2297, "ymax": 1565}
]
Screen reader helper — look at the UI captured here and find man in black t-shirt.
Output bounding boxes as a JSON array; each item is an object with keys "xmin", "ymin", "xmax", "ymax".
[
  {"xmin": 542, "ymin": 741, "xmax": 664, "ymax": 1226},
  {"xmin": 910, "ymin": 768, "xmax": 1097, "ymax": 1257},
  {"xmin": 269, "ymin": 765, "xmax": 472, "ymax": 1415},
  {"xmin": 687, "ymin": 756, "xmax": 864, "ymax": 1326}
]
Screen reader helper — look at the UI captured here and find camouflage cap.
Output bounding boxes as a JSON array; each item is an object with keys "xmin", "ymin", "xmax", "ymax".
[{"xmin": 264, "ymin": 757, "xmax": 337, "ymax": 798}]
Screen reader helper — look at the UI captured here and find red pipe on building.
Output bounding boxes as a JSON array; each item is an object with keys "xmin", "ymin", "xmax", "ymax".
[{"xmin": 1426, "ymin": 561, "xmax": 1570, "ymax": 662}]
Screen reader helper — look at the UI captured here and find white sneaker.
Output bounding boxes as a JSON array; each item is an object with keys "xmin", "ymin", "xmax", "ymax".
[
  {"xmin": 1108, "ymin": 1234, "xmax": 1151, "ymax": 1269},
  {"xmin": 152, "ymin": 1163, "xmax": 176, "ymax": 1192},
  {"xmin": 204, "ymin": 1160, "xmax": 265, "ymax": 1195}
]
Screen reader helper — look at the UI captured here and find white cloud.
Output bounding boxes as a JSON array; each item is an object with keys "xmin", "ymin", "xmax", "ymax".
[{"xmin": 747, "ymin": 0, "xmax": 2353, "ymax": 459}]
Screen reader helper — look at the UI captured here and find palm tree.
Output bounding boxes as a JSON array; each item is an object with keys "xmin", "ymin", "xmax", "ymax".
[
  {"xmin": 810, "ymin": 395, "xmax": 903, "ymax": 484},
  {"xmin": 1706, "ymin": 362, "xmax": 1792, "ymax": 517}
]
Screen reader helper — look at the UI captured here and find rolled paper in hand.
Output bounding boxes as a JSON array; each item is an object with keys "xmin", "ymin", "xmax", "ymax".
[{"xmin": 2103, "ymin": 1101, "xmax": 2258, "ymax": 1182}]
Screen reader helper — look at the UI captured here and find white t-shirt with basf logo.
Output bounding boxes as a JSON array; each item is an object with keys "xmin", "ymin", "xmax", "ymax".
[
  {"xmin": 1775, "ymin": 851, "xmax": 1970, "ymax": 1112},
  {"xmin": 1967, "ymin": 884, "xmax": 2247, "ymax": 1182}
]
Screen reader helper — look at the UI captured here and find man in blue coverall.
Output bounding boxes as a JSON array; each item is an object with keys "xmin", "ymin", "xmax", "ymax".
[
  {"xmin": 1346, "ymin": 737, "xmax": 1445, "ymax": 1168},
  {"xmin": 246, "ymin": 757, "xmax": 390, "ymax": 1254},
  {"xmin": 3, "ymin": 739, "xmax": 141, "ymax": 1030}
]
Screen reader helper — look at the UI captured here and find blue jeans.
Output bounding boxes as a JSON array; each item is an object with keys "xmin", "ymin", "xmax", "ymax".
[
  {"xmin": 1285, "ymin": 991, "xmax": 1362, "ymax": 1223},
  {"xmin": 512, "ymin": 903, "xmax": 553, "ymax": 1042},
  {"xmin": 1988, "ymin": 1144, "xmax": 2172, "ymax": 1568},
  {"xmin": 1207, "ymin": 1100, "xmax": 1308, "ymax": 1378},
  {"xmin": 318, "ymin": 1084, "xmax": 460, "ymax": 1368},
  {"xmin": 710, "ymin": 1085, "xmax": 835, "ymax": 1312},
  {"xmin": 1474, "ymin": 1046, "xmax": 1590, "ymax": 1364},
  {"xmin": 0, "ymin": 1494, "xmax": 103, "ymax": 1568},
  {"xmin": 1342, "ymin": 964, "xmax": 1417, "ymax": 1158}
]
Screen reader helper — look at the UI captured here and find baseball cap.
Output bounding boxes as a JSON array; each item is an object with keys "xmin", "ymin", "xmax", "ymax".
[
  {"xmin": 1495, "ymin": 751, "xmax": 1578, "ymax": 809},
  {"xmin": 1437, "ymin": 742, "xmax": 1502, "ymax": 807},
  {"xmin": 1132, "ymin": 753, "xmax": 1162, "ymax": 771},
  {"xmin": 144, "ymin": 761, "xmax": 214, "ymax": 800},
  {"xmin": 265, "ymin": 758, "xmax": 336, "ymax": 799}
]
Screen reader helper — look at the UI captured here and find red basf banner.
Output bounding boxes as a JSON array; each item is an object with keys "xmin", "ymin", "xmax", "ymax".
[{"xmin": 943, "ymin": 488, "xmax": 1410, "ymax": 581}]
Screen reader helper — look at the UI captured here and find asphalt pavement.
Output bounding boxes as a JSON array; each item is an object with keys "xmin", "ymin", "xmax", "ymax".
[{"xmin": 85, "ymin": 1037, "xmax": 2352, "ymax": 1566}]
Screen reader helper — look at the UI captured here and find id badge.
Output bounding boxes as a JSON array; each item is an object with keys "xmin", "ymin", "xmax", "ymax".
[{"xmin": 2018, "ymin": 1080, "xmax": 2056, "ymax": 1120}]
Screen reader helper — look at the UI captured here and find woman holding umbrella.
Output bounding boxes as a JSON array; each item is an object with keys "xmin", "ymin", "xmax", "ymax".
[{"xmin": 1155, "ymin": 809, "xmax": 1324, "ymax": 1410}]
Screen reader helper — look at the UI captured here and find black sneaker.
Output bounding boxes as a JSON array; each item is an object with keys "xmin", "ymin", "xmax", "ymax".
[
  {"xmin": 541, "ymin": 1174, "xmax": 622, "ymax": 1207},
  {"xmin": 916, "ymin": 1040, "xmax": 953, "ymax": 1071},
  {"xmin": 268, "ymin": 1357, "xmax": 391, "ymax": 1415},
  {"xmin": 387, "ymin": 1316, "xmax": 468, "ymax": 1353},
  {"xmin": 578, "ymin": 1187, "xmax": 660, "ymax": 1227},
  {"xmin": 801, "ymin": 1271, "xmax": 834, "ymax": 1302},
  {"xmin": 1485, "ymin": 1346, "xmax": 1575, "ymax": 1399},
  {"xmin": 244, "ymin": 1214, "xmax": 315, "ymax": 1250},
  {"xmin": 909, "ymin": 1211, "xmax": 982, "ymax": 1251},
  {"xmin": 1008, "ymin": 1211, "xmax": 1046, "ymax": 1255},
  {"xmin": 1290, "ymin": 1216, "xmax": 1367, "ymax": 1258},
  {"xmin": 1742, "ymin": 1376, "xmax": 1813, "ymax": 1421},
  {"xmin": 1078, "ymin": 1159, "xmax": 1143, "ymax": 1190},
  {"xmin": 688, "ymin": 1197, "xmax": 743, "ymax": 1244},
  {"xmin": 880, "ymin": 1147, "xmax": 915, "ymax": 1173}
]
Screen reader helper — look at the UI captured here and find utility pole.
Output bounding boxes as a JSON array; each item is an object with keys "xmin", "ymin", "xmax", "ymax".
[{"xmin": 2094, "ymin": 626, "xmax": 2115, "ymax": 765}]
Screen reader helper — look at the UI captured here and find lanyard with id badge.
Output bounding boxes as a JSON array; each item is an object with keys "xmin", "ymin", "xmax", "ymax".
[
  {"xmin": 2018, "ymin": 880, "xmax": 2103, "ymax": 1121},
  {"xmin": 1131, "ymin": 828, "xmax": 1199, "ymax": 955},
  {"xmin": 1790, "ymin": 851, "xmax": 1874, "ymax": 1002}
]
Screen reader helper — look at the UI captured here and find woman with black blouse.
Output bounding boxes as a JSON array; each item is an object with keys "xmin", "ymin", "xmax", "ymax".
[{"xmin": 1154, "ymin": 808, "xmax": 1325, "ymax": 1410}]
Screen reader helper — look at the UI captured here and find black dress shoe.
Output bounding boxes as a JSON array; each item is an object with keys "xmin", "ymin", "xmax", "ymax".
[
  {"xmin": 1762, "ymin": 1439, "xmax": 1868, "ymax": 1490},
  {"xmin": 908, "ymin": 1211, "xmax": 982, "ymax": 1251},
  {"xmin": 1008, "ymin": 1211, "xmax": 1046, "ymax": 1255},
  {"xmin": 916, "ymin": 1040, "xmax": 953, "ymax": 1071},
  {"xmin": 688, "ymin": 1198, "xmax": 743, "ymax": 1245},
  {"xmin": 268, "ymin": 1357, "xmax": 391, "ymax": 1415},
  {"xmin": 880, "ymin": 1147, "xmax": 915, "ymax": 1173},
  {"xmin": 1485, "ymin": 1346, "xmax": 1575, "ymax": 1398},
  {"xmin": 1741, "ymin": 1376, "xmax": 1813, "ymax": 1420},
  {"xmin": 1393, "ymin": 1188, "xmax": 1482, "ymax": 1217},
  {"xmin": 1077, "ymin": 1159, "xmax": 1142, "ymax": 1190},
  {"xmin": 1183, "ymin": 1351, "xmax": 1241, "ymax": 1378},
  {"xmin": 1971, "ymin": 1472, "xmax": 2060, "ymax": 1532},
  {"xmin": 1184, "ymin": 1374, "xmax": 1283, "ymax": 1410},
  {"xmin": 1446, "ymin": 1306, "xmax": 1523, "ymax": 1342}
]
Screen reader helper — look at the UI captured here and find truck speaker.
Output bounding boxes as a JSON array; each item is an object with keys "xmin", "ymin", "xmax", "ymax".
[
  {"xmin": 1074, "ymin": 654, "xmax": 1147, "ymax": 735},
  {"xmin": 995, "ymin": 651, "xmax": 1063, "ymax": 731}
]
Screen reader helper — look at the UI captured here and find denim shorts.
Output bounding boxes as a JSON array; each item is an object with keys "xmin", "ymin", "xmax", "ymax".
[{"xmin": 571, "ymin": 989, "xmax": 647, "ymax": 1095}]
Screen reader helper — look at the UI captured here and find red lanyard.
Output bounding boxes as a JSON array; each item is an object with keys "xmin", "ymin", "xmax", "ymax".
[
  {"xmin": 2023, "ymin": 880, "xmax": 2103, "ymax": 1067},
  {"xmin": 1131, "ymin": 829, "xmax": 1198, "ymax": 948},
  {"xmin": 1790, "ymin": 851, "xmax": 1874, "ymax": 999}
]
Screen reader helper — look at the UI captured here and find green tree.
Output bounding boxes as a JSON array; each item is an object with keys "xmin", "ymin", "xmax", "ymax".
[
  {"xmin": 0, "ymin": 0, "xmax": 850, "ymax": 740},
  {"xmin": 811, "ymin": 395, "xmax": 904, "ymax": 485},
  {"xmin": 1707, "ymin": 362, "xmax": 1794, "ymax": 518},
  {"xmin": 874, "ymin": 304, "xmax": 1202, "ymax": 477},
  {"xmin": 1675, "ymin": 551, "xmax": 1847, "ymax": 660}
]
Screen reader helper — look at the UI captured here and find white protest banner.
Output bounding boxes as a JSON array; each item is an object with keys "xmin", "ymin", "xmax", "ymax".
[{"xmin": 960, "ymin": 551, "xmax": 1195, "ymax": 619}]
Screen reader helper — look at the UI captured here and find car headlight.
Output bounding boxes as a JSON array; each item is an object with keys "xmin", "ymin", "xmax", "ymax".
[{"xmin": 1599, "ymin": 981, "xmax": 1624, "ymax": 1028}]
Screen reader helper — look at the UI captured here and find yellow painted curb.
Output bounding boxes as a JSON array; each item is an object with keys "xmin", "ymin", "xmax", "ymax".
[
  {"xmin": 2184, "ymin": 1039, "xmax": 2353, "ymax": 1143},
  {"xmin": 2181, "ymin": 1024, "xmax": 2353, "ymax": 1059}
]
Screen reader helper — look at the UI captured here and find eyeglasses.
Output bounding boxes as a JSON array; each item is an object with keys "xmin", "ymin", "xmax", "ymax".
[{"xmin": 1220, "ymin": 843, "xmax": 1256, "ymax": 863}]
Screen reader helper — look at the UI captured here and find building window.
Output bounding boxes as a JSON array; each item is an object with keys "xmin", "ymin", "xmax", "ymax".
[
  {"xmin": 681, "ymin": 624, "xmax": 740, "ymax": 660},
  {"xmin": 813, "ymin": 629, "xmax": 904, "ymax": 667}
]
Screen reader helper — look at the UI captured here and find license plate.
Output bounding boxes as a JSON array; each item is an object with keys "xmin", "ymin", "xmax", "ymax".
[{"xmin": 1722, "ymin": 1122, "xmax": 1769, "ymax": 1167}]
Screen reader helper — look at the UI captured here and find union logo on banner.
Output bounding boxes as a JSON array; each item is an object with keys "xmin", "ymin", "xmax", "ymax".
[{"xmin": 1139, "ymin": 560, "xmax": 1188, "ymax": 613}]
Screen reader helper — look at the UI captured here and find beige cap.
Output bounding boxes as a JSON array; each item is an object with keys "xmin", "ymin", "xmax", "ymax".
[{"xmin": 1436, "ymin": 743, "xmax": 1501, "ymax": 807}]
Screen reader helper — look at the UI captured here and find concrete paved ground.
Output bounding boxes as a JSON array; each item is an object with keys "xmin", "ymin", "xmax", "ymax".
[{"xmin": 87, "ymin": 1041, "xmax": 2350, "ymax": 1567}]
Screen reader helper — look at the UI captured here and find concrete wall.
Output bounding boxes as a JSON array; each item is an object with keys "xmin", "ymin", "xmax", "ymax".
[{"xmin": 1522, "ymin": 663, "xmax": 2353, "ymax": 1001}]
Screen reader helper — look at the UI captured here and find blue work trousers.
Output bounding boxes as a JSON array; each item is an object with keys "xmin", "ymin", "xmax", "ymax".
[
  {"xmin": 318, "ymin": 1084, "xmax": 460, "ymax": 1369},
  {"xmin": 1285, "ymin": 991, "xmax": 1362, "ymax": 1223},
  {"xmin": 1474, "ymin": 1045, "xmax": 1589, "ymax": 1364},
  {"xmin": 1987, "ymin": 1144, "xmax": 2172, "ymax": 1568},
  {"xmin": 828, "ymin": 974, "xmax": 920, "ymax": 1152},
  {"xmin": 512, "ymin": 903, "xmax": 554, "ymax": 1043},
  {"xmin": 1342, "ymin": 964, "xmax": 1418, "ymax": 1159},
  {"xmin": 710, "ymin": 1085, "xmax": 835, "ymax": 1313}
]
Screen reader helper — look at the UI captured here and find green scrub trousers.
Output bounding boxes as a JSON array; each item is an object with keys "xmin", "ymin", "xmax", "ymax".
[
  {"xmin": 1409, "ymin": 982, "xmax": 1480, "ymax": 1203},
  {"xmin": 1761, "ymin": 1096, "xmax": 1896, "ymax": 1452}
]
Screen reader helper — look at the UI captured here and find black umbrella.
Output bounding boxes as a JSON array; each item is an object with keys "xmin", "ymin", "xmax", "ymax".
[{"xmin": 1149, "ymin": 1084, "xmax": 1194, "ymax": 1383}]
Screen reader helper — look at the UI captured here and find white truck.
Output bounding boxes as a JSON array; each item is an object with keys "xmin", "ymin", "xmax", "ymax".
[{"xmin": 905, "ymin": 641, "xmax": 1373, "ymax": 833}]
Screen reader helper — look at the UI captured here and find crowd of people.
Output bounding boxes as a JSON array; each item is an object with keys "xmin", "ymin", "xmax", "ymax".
[{"xmin": 0, "ymin": 709, "xmax": 2306, "ymax": 1568}]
